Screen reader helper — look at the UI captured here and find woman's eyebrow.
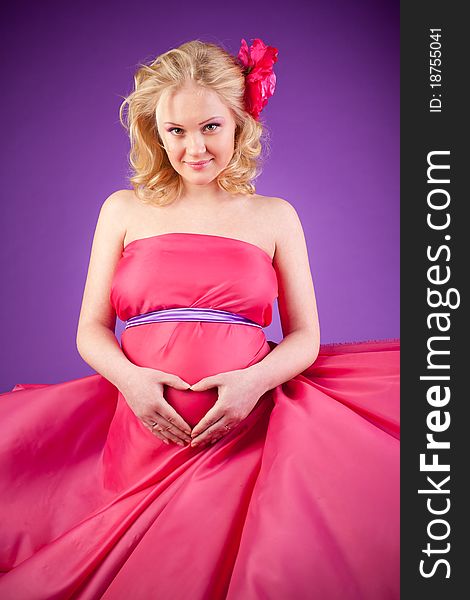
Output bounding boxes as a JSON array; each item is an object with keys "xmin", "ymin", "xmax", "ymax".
[{"xmin": 164, "ymin": 116, "xmax": 225, "ymax": 126}]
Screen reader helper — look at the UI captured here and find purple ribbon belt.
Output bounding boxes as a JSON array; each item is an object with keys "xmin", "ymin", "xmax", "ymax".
[{"xmin": 124, "ymin": 307, "xmax": 262, "ymax": 330}]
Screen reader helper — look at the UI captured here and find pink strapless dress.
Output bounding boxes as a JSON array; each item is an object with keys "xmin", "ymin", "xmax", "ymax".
[{"xmin": 0, "ymin": 233, "xmax": 400, "ymax": 600}]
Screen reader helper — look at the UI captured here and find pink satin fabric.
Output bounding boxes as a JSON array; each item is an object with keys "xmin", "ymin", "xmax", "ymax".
[{"xmin": 0, "ymin": 233, "xmax": 400, "ymax": 599}]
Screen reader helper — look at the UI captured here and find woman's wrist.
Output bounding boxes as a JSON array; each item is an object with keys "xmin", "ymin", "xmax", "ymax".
[
  {"xmin": 244, "ymin": 331, "xmax": 319, "ymax": 395},
  {"xmin": 243, "ymin": 363, "xmax": 272, "ymax": 397},
  {"xmin": 115, "ymin": 363, "xmax": 142, "ymax": 395}
]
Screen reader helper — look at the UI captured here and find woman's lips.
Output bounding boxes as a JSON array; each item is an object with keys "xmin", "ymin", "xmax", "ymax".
[{"xmin": 185, "ymin": 159, "xmax": 213, "ymax": 170}]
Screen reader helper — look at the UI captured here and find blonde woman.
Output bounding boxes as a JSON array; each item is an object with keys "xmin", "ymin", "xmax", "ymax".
[{"xmin": 0, "ymin": 39, "xmax": 399, "ymax": 599}]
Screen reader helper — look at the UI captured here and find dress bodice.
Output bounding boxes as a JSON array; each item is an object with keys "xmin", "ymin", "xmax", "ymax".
[{"xmin": 110, "ymin": 232, "xmax": 278, "ymax": 327}]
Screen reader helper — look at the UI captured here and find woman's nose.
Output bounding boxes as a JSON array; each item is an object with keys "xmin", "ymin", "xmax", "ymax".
[{"xmin": 186, "ymin": 134, "xmax": 206, "ymax": 155}]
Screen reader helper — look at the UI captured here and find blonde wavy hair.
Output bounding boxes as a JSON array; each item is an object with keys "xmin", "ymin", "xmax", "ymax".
[{"xmin": 118, "ymin": 39, "xmax": 271, "ymax": 206}]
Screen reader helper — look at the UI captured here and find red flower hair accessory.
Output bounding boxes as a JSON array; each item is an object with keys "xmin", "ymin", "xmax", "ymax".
[{"xmin": 236, "ymin": 38, "xmax": 279, "ymax": 121}]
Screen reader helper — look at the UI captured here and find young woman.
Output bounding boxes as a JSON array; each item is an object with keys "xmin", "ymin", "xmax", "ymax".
[{"xmin": 0, "ymin": 39, "xmax": 399, "ymax": 599}]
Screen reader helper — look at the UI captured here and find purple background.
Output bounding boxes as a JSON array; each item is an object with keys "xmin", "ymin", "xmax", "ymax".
[{"xmin": 0, "ymin": 0, "xmax": 399, "ymax": 390}]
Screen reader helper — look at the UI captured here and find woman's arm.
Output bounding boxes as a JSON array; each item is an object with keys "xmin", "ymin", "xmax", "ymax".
[
  {"xmin": 77, "ymin": 322, "xmax": 139, "ymax": 392},
  {"xmin": 246, "ymin": 198, "xmax": 321, "ymax": 393},
  {"xmin": 76, "ymin": 190, "xmax": 140, "ymax": 393}
]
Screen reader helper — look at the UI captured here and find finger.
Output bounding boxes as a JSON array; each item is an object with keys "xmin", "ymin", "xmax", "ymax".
[
  {"xmin": 143, "ymin": 421, "xmax": 170, "ymax": 444},
  {"xmin": 155, "ymin": 431, "xmax": 176, "ymax": 446},
  {"xmin": 158, "ymin": 404, "xmax": 192, "ymax": 436},
  {"xmin": 160, "ymin": 373, "xmax": 192, "ymax": 391},
  {"xmin": 150, "ymin": 414, "xmax": 191, "ymax": 444},
  {"xmin": 191, "ymin": 420, "xmax": 233, "ymax": 447},
  {"xmin": 149, "ymin": 419, "xmax": 189, "ymax": 447},
  {"xmin": 190, "ymin": 406, "xmax": 225, "ymax": 438},
  {"xmin": 189, "ymin": 376, "xmax": 218, "ymax": 392}
]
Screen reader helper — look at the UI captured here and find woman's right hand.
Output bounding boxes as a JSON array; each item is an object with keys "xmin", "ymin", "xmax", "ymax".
[{"xmin": 120, "ymin": 366, "xmax": 193, "ymax": 446}]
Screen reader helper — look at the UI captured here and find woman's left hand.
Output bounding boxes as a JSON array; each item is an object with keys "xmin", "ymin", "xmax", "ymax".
[{"xmin": 189, "ymin": 368, "xmax": 266, "ymax": 448}]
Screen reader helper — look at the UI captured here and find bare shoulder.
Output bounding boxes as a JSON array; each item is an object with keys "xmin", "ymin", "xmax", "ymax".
[
  {"xmin": 99, "ymin": 188, "xmax": 135, "ymax": 220},
  {"xmin": 265, "ymin": 195, "xmax": 299, "ymax": 217},
  {"xmin": 251, "ymin": 194, "xmax": 304, "ymax": 248},
  {"xmin": 251, "ymin": 194, "xmax": 299, "ymax": 221},
  {"xmin": 91, "ymin": 190, "xmax": 134, "ymax": 259},
  {"xmin": 97, "ymin": 188, "xmax": 138, "ymax": 241}
]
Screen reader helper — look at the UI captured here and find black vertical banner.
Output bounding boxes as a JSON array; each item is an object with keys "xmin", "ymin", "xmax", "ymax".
[{"xmin": 401, "ymin": 2, "xmax": 467, "ymax": 598}]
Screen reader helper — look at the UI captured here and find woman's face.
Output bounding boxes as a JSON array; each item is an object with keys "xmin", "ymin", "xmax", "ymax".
[{"xmin": 155, "ymin": 84, "xmax": 237, "ymax": 186}]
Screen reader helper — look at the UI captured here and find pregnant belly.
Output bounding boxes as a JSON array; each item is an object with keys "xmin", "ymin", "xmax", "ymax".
[{"xmin": 120, "ymin": 322, "xmax": 272, "ymax": 427}]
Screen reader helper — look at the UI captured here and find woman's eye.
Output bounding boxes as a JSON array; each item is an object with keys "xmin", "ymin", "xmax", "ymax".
[{"xmin": 168, "ymin": 123, "xmax": 220, "ymax": 135}]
